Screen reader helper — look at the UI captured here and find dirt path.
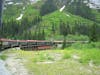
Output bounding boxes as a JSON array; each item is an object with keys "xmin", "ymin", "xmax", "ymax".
[
  {"xmin": 5, "ymin": 54, "xmax": 29, "ymax": 75},
  {"xmin": 0, "ymin": 60, "xmax": 11, "ymax": 75}
]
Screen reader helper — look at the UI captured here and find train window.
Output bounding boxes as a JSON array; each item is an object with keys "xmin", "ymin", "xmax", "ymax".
[
  {"xmin": 46, "ymin": 42, "xmax": 48, "ymax": 45},
  {"xmin": 37, "ymin": 42, "xmax": 41, "ymax": 45},
  {"xmin": 32, "ymin": 42, "xmax": 36, "ymax": 45},
  {"xmin": 28, "ymin": 42, "xmax": 35, "ymax": 45},
  {"xmin": 2, "ymin": 42, "xmax": 9, "ymax": 45},
  {"xmin": 20, "ymin": 42, "xmax": 27, "ymax": 45},
  {"xmin": 37, "ymin": 42, "xmax": 45, "ymax": 45},
  {"xmin": 41, "ymin": 42, "xmax": 45, "ymax": 45},
  {"xmin": 46, "ymin": 42, "xmax": 51, "ymax": 45}
]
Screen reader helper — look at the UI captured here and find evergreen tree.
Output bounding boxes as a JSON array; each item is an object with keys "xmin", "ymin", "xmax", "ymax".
[
  {"xmin": 89, "ymin": 23, "xmax": 98, "ymax": 42},
  {"xmin": 51, "ymin": 23, "xmax": 56, "ymax": 34},
  {"xmin": 68, "ymin": 0, "xmax": 94, "ymax": 20},
  {"xmin": 60, "ymin": 22, "xmax": 70, "ymax": 49},
  {"xmin": 42, "ymin": 29, "xmax": 45, "ymax": 40},
  {"xmin": 40, "ymin": 0, "xmax": 57, "ymax": 16},
  {"xmin": 34, "ymin": 30, "xmax": 38, "ymax": 40}
]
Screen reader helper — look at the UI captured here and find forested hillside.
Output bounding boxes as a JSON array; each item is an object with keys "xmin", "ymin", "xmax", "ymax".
[
  {"xmin": 0, "ymin": 1, "xmax": 100, "ymax": 75},
  {"xmin": 0, "ymin": 0, "xmax": 100, "ymax": 42}
]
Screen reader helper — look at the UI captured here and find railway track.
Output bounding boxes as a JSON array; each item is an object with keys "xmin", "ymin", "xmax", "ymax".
[{"xmin": 0, "ymin": 38, "xmax": 89, "ymax": 50}]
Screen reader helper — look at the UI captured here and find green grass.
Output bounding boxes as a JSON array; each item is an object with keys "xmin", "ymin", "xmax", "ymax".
[
  {"xmin": 2, "ymin": 47, "xmax": 100, "ymax": 75},
  {"xmin": 63, "ymin": 48, "xmax": 100, "ymax": 65},
  {"xmin": 24, "ymin": 49, "xmax": 100, "ymax": 75},
  {"xmin": 0, "ymin": 54, "xmax": 7, "ymax": 60},
  {"xmin": 79, "ymin": 49, "xmax": 100, "ymax": 65},
  {"xmin": 30, "ymin": 10, "xmax": 95, "ymax": 40}
]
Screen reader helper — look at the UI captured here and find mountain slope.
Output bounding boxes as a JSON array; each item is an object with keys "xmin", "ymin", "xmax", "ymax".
[
  {"xmin": 30, "ymin": 11, "xmax": 100, "ymax": 40},
  {"xmin": 1, "ymin": 0, "xmax": 100, "ymax": 41}
]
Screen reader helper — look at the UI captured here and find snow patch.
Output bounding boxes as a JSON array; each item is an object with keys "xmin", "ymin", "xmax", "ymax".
[
  {"xmin": 5, "ymin": 0, "xmax": 12, "ymax": 1},
  {"xmin": 14, "ymin": 3, "xmax": 23, "ymax": 5},
  {"xmin": 30, "ymin": 0, "xmax": 39, "ymax": 4},
  {"xmin": 66, "ymin": 14, "xmax": 70, "ymax": 17},
  {"xmin": 90, "ymin": 0, "xmax": 100, "ymax": 5},
  {"xmin": 23, "ymin": 7, "xmax": 25, "ymax": 10},
  {"xmin": 83, "ymin": 0, "xmax": 88, "ymax": 4},
  {"xmin": 69, "ymin": 0, "xmax": 74, "ymax": 5},
  {"xmin": 7, "ymin": 2, "xmax": 14, "ymax": 5},
  {"xmin": 86, "ymin": 0, "xmax": 100, "ymax": 9},
  {"xmin": 16, "ymin": 14, "xmax": 23, "ymax": 21},
  {"xmin": 59, "ymin": 5, "xmax": 66, "ymax": 12}
]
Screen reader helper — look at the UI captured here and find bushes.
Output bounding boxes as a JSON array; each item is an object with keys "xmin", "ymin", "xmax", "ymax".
[
  {"xmin": 79, "ymin": 49, "xmax": 100, "ymax": 65},
  {"xmin": 69, "ymin": 42, "xmax": 100, "ymax": 49},
  {"xmin": 0, "ymin": 55, "xmax": 7, "ymax": 60},
  {"xmin": 66, "ymin": 34, "xmax": 89, "ymax": 41},
  {"xmin": 90, "ymin": 42, "xmax": 100, "ymax": 49}
]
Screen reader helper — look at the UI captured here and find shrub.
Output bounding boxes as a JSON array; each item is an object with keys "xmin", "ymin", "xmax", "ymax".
[
  {"xmin": 0, "ymin": 55, "xmax": 7, "ymax": 60},
  {"xmin": 69, "ymin": 42, "xmax": 100, "ymax": 49},
  {"xmin": 66, "ymin": 34, "xmax": 89, "ymax": 41},
  {"xmin": 63, "ymin": 51, "xmax": 71, "ymax": 59}
]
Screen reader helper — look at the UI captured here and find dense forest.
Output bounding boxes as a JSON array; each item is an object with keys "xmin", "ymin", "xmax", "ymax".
[
  {"xmin": 0, "ymin": 1, "xmax": 100, "ymax": 75},
  {"xmin": 0, "ymin": 0, "xmax": 100, "ymax": 42}
]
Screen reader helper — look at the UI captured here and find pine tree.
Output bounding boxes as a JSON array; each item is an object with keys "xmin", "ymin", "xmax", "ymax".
[
  {"xmin": 42, "ymin": 29, "xmax": 45, "ymax": 40},
  {"xmin": 52, "ymin": 23, "xmax": 56, "ymax": 34},
  {"xmin": 68, "ymin": 0, "xmax": 94, "ymax": 20},
  {"xmin": 40, "ymin": 0, "xmax": 57, "ymax": 16},
  {"xmin": 59, "ymin": 21, "xmax": 70, "ymax": 49},
  {"xmin": 89, "ymin": 23, "xmax": 98, "ymax": 42}
]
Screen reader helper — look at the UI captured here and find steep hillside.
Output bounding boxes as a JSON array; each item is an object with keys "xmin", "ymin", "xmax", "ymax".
[
  {"xmin": 30, "ymin": 11, "xmax": 100, "ymax": 40},
  {"xmin": 3, "ymin": 0, "xmax": 39, "ymax": 20},
  {"xmin": 39, "ymin": 0, "xmax": 100, "ymax": 22},
  {"xmin": 1, "ymin": 0, "xmax": 100, "ymax": 41}
]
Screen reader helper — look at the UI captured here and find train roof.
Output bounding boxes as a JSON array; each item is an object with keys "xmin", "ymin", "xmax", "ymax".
[
  {"xmin": 0, "ymin": 38, "xmax": 51, "ymax": 42},
  {"xmin": 0, "ymin": 38, "xmax": 88, "ymax": 43}
]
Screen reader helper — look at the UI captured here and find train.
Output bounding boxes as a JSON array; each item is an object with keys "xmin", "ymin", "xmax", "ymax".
[
  {"xmin": 0, "ymin": 38, "xmax": 56, "ymax": 50},
  {"xmin": 0, "ymin": 38, "xmax": 88, "ymax": 50}
]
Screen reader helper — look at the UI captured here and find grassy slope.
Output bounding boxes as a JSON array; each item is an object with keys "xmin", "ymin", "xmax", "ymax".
[
  {"xmin": 92, "ymin": 10, "xmax": 100, "ymax": 23},
  {"xmin": 3, "ymin": 1, "xmax": 100, "ymax": 40},
  {"xmin": 42, "ymin": 11, "xmax": 94, "ymax": 26},
  {"xmin": 34, "ymin": 11, "xmax": 94, "ymax": 39},
  {"xmin": 2, "ymin": 47, "xmax": 100, "ymax": 75},
  {"xmin": 42, "ymin": 11, "xmax": 93, "ymax": 24}
]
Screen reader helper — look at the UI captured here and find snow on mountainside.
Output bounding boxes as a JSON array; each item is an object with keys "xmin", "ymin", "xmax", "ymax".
[
  {"xmin": 16, "ymin": 13, "xmax": 23, "ymax": 20},
  {"xmin": 5, "ymin": 0, "xmax": 39, "ymax": 5},
  {"xmin": 59, "ymin": 5, "xmax": 66, "ymax": 12},
  {"xmin": 4, "ymin": 0, "xmax": 39, "ymax": 20},
  {"xmin": 89, "ymin": 0, "xmax": 100, "ymax": 9},
  {"xmin": 3, "ymin": 0, "xmax": 100, "ymax": 20},
  {"xmin": 90, "ymin": 0, "xmax": 100, "ymax": 5},
  {"xmin": 4, "ymin": 0, "xmax": 100, "ymax": 9},
  {"xmin": 57, "ymin": 0, "xmax": 100, "ymax": 9}
]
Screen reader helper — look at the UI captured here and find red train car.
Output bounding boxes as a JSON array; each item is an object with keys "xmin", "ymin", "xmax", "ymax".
[
  {"xmin": 0, "ymin": 38, "xmax": 54, "ymax": 50},
  {"xmin": 0, "ymin": 38, "xmax": 88, "ymax": 50}
]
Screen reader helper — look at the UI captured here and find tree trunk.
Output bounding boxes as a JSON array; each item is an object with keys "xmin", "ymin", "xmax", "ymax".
[{"xmin": 62, "ymin": 36, "xmax": 66, "ymax": 49}]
